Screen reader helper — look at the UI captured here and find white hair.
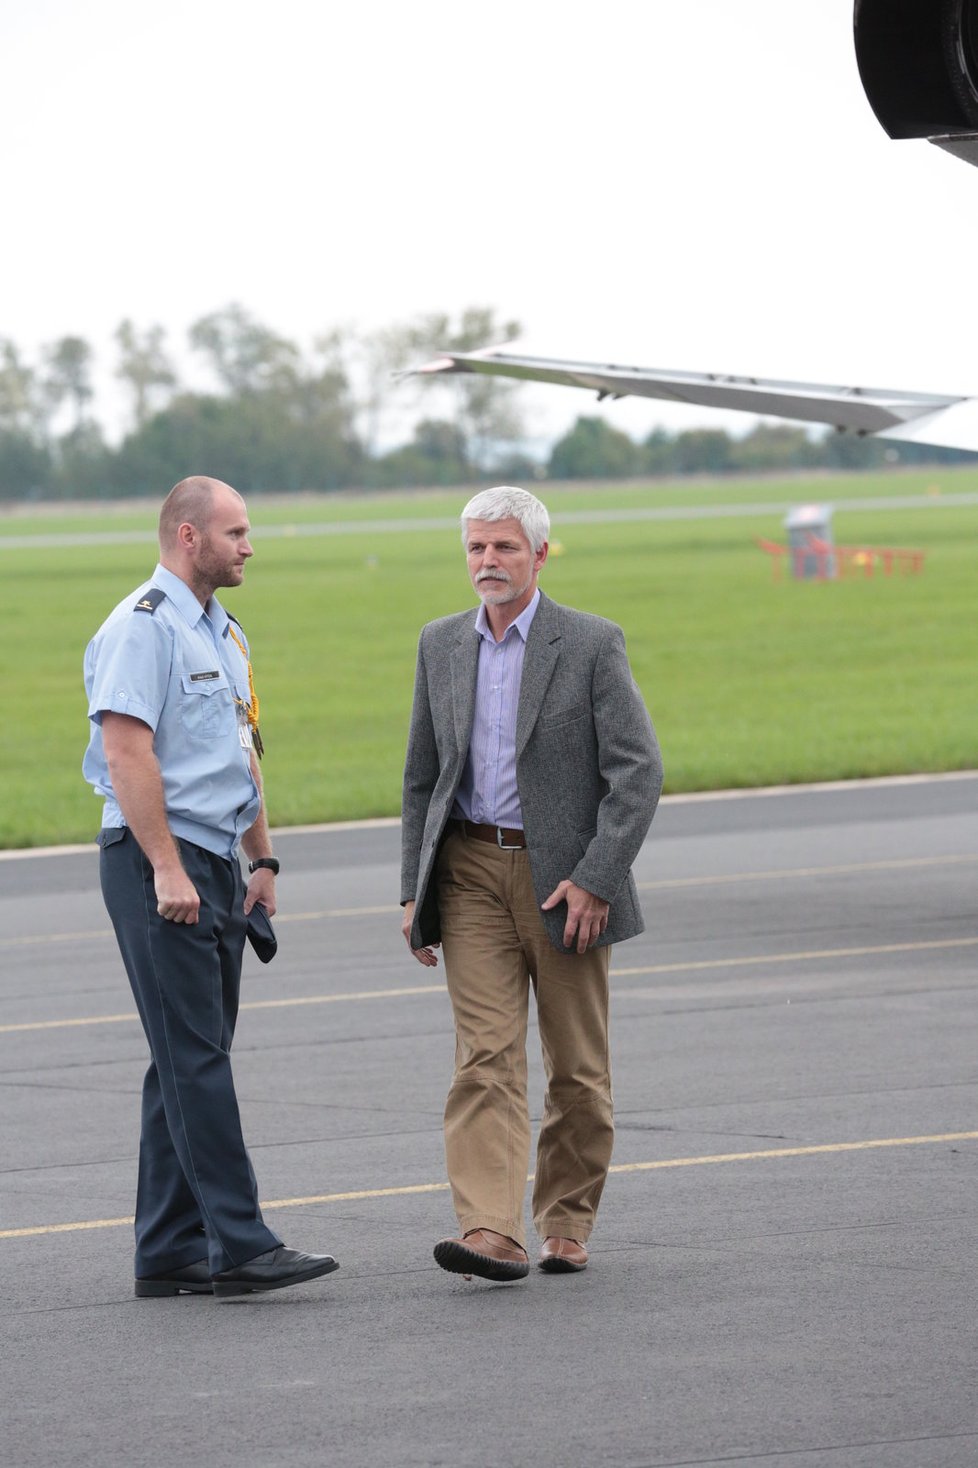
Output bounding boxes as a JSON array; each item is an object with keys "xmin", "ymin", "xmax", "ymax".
[{"xmin": 460, "ymin": 486, "xmax": 550, "ymax": 552}]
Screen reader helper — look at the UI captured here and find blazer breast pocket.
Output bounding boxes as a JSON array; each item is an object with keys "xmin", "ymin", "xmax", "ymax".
[{"xmin": 539, "ymin": 700, "xmax": 590, "ymax": 730}]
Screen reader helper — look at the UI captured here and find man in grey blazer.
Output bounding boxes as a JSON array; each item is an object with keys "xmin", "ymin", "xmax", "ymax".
[{"xmin": 401, "ymin": 486, "xmax": 663, "ymax": 1282}]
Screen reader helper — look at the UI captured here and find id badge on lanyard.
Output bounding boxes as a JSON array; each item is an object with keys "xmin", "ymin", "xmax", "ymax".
[{"xmin": 236, "ymin": 700, "xmax": 254, "ymax": 749}]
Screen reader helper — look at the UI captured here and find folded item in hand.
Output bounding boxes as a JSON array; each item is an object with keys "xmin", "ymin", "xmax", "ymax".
[{"xmin": 246, "ymin": 901, "xmax": 277, "ymax": 963}]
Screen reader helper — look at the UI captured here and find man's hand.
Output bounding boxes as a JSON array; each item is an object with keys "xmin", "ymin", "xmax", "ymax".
[
  {"xmin": 401, "ymin": 899, "xmax": 440, "ymax": 967},
  {"xmin": 244, "ymin": 867, "xmax": 277, "ymax": 917},
  {"xmin": 155, "ymin": 862, "xmax": 201, "ymax": 925},
  {"xmin": 541, "ymin": 880, "xmax": 610, "ymax": 953}
]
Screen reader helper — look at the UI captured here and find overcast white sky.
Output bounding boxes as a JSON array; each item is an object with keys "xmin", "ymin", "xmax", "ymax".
[{"xmin": 4, "ymin": 0, "xmax": 978, "ymax": 449}]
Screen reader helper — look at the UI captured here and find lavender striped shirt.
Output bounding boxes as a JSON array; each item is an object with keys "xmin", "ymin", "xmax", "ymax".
[{"xmin": 452, "ymin": 589, "xmax": 541, "ymax": 829}]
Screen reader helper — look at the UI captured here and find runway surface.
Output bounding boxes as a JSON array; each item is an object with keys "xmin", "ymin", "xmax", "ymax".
[
  {"xmin": 2, "ymin": 774, "xmax": 978, "ymax": 1468},
  {"xmin": 2, "ymin": 489, "xmax": 977, "ymax": 550}
]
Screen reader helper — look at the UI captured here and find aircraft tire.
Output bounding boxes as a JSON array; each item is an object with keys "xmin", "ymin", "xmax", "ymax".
[{"xmin": 942, "ymin": 0, "xmax": 978, "ymax": 127}]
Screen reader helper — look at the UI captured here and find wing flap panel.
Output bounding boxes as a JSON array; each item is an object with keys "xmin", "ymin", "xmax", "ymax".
[{"xmin": 413, "ymin": 349, "xmax": 969, "ymax": 442}]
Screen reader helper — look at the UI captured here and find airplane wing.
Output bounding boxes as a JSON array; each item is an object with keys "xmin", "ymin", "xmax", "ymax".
[{"xmin": 411, "ymin": 347, "xmax": 978, "ymax": 453}]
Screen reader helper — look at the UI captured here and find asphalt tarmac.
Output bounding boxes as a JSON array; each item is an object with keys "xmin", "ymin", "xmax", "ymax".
[{"xmin": 2, "ymin": 774, "xmax": 978, "ymax": 1468}]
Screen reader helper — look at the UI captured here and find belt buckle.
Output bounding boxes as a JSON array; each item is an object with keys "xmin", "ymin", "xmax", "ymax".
[{"xmin": 496, "ymin": 826, "xmax": 521, "ymax": 850}]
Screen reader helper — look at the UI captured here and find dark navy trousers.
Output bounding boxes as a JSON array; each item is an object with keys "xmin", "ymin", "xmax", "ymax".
[{"xmin": 99, "ymin": 827, "xmax": 281, "ymax": 1276}]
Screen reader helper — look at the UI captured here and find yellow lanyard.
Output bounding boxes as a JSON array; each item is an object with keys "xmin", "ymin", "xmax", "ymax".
[{"xmin": 227, "ymin": 623, "xmax": 264, "ymax": 759}]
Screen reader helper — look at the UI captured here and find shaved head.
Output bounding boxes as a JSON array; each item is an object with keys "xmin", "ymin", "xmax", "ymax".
[
  {"xmin": 159, "ymin": 477, "xmax": 241, "ymax": 551},
  {"xmin": 157, "ymin": 475, "xmax": 253, "ymax": 602}
]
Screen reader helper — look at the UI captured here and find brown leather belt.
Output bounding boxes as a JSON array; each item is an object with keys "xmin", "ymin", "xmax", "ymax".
[{"xmin": 452, "ymin": 819, "xmax": 526, "ymax": 849}]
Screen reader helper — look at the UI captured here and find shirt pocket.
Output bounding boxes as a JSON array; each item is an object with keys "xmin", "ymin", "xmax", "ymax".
[{"xmin": 178, "ymin": 674, "xmax": 235, "ymax": 740}]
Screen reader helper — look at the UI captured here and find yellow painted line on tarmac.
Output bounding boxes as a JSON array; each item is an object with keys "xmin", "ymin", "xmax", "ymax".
[
  {"xmin": 0, "ymin": 927, "xmax": 115, "ymax": 949},
  {"xmin": 243, "ymin": 983, "xmax": 444, "ymax": 1012},
  {"xmin": 261, "ymin": 1182, "xmax": 450, "ymax": 1211},
  {"xmin": 608, "ymin": 1131, "xmax": 978, "ymax": 1172},
  {"xmin": 0, "ymin": 906, "xmax": 402, "ymax": 952},
  {"xmin": 3, "ymin": 1130, "xmax": 976, "ymax": 1241},
  {"xmin": 281, "ymin": 906, "xmax": 399, "ymax": 920},
  {"xmin": 3, "ymin": 935, "xmax": 978, "ymax": 1035},
  {"xmin": 612, "ymin": 934, "xmax": 978, "ymax": 979},
  {"xmin": 2, "ymin": 1215, "xmax": 137, "ymax": 1238},
  {"xmin": 3, "ymin": 854, "xmax": 974, "ymax": 955},
  {"xmin": 0, "ymin": 1010, "xmax": 139, "ymax": 1032},
  {"xmin": 636, "ymin": 853, "xmax": 978, "ymax": 891},
  {"xmin": 0, "ymin": 984, "xmax": 447, "ymax": 1033}
]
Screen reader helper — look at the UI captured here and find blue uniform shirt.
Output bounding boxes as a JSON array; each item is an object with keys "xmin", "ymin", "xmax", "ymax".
[{"xmin": 83, "ymin": 564, "xmax": 261, "ymax": 858}]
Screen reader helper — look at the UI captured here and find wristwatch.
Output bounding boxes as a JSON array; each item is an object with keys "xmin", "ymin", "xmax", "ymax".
[{"xmin": 248, "ymin": 857, "xmax": 280, "ymax": 876}]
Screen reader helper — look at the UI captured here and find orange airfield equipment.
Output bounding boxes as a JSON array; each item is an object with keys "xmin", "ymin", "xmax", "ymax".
[{"xmin": 756, "ymin": 534, "xmax": 926, "ymax": 583}]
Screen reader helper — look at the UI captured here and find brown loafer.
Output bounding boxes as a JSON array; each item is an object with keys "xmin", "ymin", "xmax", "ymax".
[
  {"xmin": 539, "ymin": 1236, "xmax": 588, "ymax": 1273},
  {"xmin": 433, "ymin": 1227, "xmax": 529, "ymax": 1282}
]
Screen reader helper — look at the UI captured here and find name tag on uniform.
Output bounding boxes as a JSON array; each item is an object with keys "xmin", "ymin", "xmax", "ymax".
[{"xmin": 189, "ymin": 670, "xmax": 221, "ymax": 682}]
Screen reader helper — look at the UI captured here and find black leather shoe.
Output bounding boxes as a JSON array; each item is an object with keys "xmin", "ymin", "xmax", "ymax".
[
  {"xmin": 211, "ymin": 1245, "xmax": 339, "ymax": 1297},
  {"xmin": 135, "ymin": 1259, "xmax": 213, "ymax": 1297}
]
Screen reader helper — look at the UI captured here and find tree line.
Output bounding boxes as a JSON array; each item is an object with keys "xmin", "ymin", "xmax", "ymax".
[
  {"xmin": 547, "ymin": 414, "xmax": 976, "ymax": 478},
  {"xmin": 0, "ymin": 303, "xmax": 971, "ymax": 501},
  {"xmin": 0, "ymin": 304, "xmax": 529, "ymax": 501}
]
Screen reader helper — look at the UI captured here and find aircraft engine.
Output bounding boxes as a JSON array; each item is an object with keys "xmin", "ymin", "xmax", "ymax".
[{"xmin": 854, "ymin": 0, "xmax": 978, "ymax": 140}]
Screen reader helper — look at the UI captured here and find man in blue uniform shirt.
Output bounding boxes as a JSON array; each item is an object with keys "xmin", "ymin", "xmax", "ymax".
[{"xmin": 84, "ymin": 475, "xmax": 338, "ymax": 1298}]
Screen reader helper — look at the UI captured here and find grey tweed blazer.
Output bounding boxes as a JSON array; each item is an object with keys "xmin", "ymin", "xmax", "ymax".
[{"xmin": 401, "ymin": 590, "xmax": 663, "ymax": 953}]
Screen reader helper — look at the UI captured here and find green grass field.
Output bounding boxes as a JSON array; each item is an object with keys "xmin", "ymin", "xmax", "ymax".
[{"xmin": 2, "ymin": 468, "xmax": 975, "ymax": 849}]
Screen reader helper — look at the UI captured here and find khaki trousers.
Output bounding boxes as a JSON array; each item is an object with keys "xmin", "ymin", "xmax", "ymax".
[{"xmin": 435, "ymin": 826, "xmax": 613, "ymax": 1249}]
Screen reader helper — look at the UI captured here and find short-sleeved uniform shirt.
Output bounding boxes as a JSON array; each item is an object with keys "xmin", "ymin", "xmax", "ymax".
[{"xmin": 83, "ymin": 564, "xmax": 261, "ymax": 858}]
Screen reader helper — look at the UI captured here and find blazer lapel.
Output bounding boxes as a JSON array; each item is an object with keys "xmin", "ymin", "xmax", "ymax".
[
  {"xmin": 450, "ymin": 615, "xmax": 480, "ymax": 755},
  {"xmin": 516, "ymin": 594, "xmax": 562, "ymax": 757}
]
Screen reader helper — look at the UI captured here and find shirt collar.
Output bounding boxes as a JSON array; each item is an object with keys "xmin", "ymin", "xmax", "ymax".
[
  {"xmin": 475, "ymin": 587, "xmax": 541, "ymax": 644},
  {"xmin": 153, "ymin": 564, "xmax": 230, "ymax": 636}
]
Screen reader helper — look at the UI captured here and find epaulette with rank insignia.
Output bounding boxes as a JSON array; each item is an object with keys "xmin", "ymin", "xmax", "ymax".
[{"xmin": 134, "ymin": 588, "xmax": 166, "ymax": 614}]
